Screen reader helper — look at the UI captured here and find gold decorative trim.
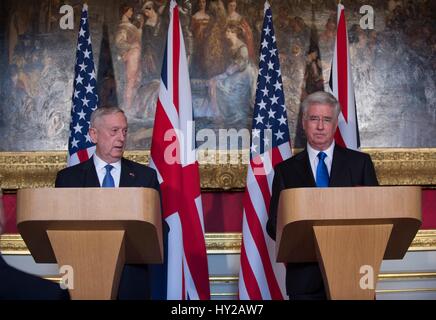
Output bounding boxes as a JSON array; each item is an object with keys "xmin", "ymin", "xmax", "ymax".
[
  {"xmin": 2, "ymin": 230, "xmax": 435, "ymax": 255},
  {"xmin": 205, "ymin": 233, "xmax": 242, "ymax": 254},
  {"xmin": 0, "ymin": 234, "xmax": 30, "ymax": 255},
  {"xmin": 43, "ymin": 276, "xmax": 62, "ymax": 284},
  {"xmin": 211, "ymin": 288, "xmax": 436, "ymax": 297},
  {"xmin": 0, "ymin": 148, "xmax": 435, "ymax": 190},
  {"xmin": 43, "ymin": 273, "xmax": 436, "ymax": 287},
  {"xmin": 209, "ymin": 272, "xmax": 436, "ymax": 284},
  {"xmin": 407, "ymin": 230, "xmax": 436, "ymax": 251},
  {"xmin": 204, "ymin": 230, "xmax": 436, "ymax": 255},
  {"xmin": 210, "ymin": 293, "xmax": 238, "ymax": 297},
  {"xmin": 378, "ymin": 272, "xmax": 436, "ymax": 280},
  {"xmin": 210, "ymin": 276, "xmax": 239, "ymax": 283},
  {"xmin": 376, "ymin": 288, "xmax": 436, "ymax": 294}
]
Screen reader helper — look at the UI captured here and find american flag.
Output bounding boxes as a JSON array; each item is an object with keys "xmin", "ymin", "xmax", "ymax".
[
  {"xmin": 149, "ymin": 1, "xmax": 210, "ymax": 300},
  {"xmin": 329, "ymin": 3, "xmax": 360, "ymax": 150},
  {"xmin": 67, "ymin": 4, "xmax": 98, "ymax": 166},
  {"xmin": 238, "ymin": 1, "xmax": 290, "ymax": 300}
]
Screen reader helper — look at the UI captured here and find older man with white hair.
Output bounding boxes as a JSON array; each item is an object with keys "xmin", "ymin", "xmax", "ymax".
[
  {"xmin": 0, "ymin": 191, "xmax": 70, "ymax": 300},
  {"xmin": 267, "ymin": 91, "xmax": 379, "ymax": 300}
]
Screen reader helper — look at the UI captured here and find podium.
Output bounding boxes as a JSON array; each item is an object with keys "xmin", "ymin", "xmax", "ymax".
[
  {"xmin": 16, "ymin": 188, "xmax": 163, "ymax": 300},
  {"xmin": 276, "ymin": 186, "xmax": 421, "ymax": 300}
]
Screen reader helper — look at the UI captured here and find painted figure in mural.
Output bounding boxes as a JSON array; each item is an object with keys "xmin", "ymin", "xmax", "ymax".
[
  {"xmin": 225, "ymin": 0, "xmax": 255, "ymax": 61},
  {"xmin": 191, "ymin": 0, "xmax": 211, "ymax": 78},
  {"xmin": 179, "ymin": 0, "xmax": 194, "ymax": 63},
  {"xmin": 302, "ymin": 44, "xmax": 324, "ymax": 99},
  {"xmin": 202, "ymin": 0, "xmax": 228, "ymax": 79},
  {"xmin": 318, "ymin": 14, "xmax": 336, "ymax": 88},
  {"xmin": 208, "ymin": 22, "xmax": 257, "ymax": 125},
  {"xmin": 141, "ymin": 1, "xmax": 164, "ymax": 81},
  {"xmin": 115, "ymin": 5, "xmax": 142, "ymax": 116}
]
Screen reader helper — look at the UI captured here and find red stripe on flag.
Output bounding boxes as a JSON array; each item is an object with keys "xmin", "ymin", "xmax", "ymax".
[
  {"xmin": 251, "ymin": 157, "xmax": 272, "ymax": 213},
  {"xmin": 337, "ymin": 9, "xmax": 348, "ymax": 122},
  {"xmin": 240, "ymin": 239, "xmax": 263, "ymax": 299},
  {"xmin": 271, "ymin": 147, "xmax": 285, "ymax": 171},
  {"xmin": 76, "ymin": 149, "xmax": 89, "ymax": 163},
  {"xmin": 151, "ymin": 99, "xmax": 183, "ymax": 217},
  {"xmin": 179, "ymin": 165, "xmax": 210, "ymax": 299},
  {"xmin": 243, "ymin": 190, "xmax": 284, "ymax": 299},
  {"xmin": 172, "ymin": 7, "xmax": 180, "ymax": 113},
  {"xmin": 334, "ymin": 128, "xmax": 346, "ymax": 148}
]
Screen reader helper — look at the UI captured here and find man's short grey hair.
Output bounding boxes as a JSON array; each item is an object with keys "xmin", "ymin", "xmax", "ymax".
[
  {"xmin": 90, "ymin": 106, "xmax": 126, "ymax": 128},
  {"xmin": 301, "ymin": 91, "xmax": 341, "ymax": 119}
]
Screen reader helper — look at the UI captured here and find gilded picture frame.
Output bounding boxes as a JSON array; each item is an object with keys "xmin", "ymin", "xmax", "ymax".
[{"xmin": 1, "ymin": 148, "xmax": 436, "ymax": 254}]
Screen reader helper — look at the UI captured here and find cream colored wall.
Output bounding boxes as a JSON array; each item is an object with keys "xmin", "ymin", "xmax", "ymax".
[{"xmin": 3, "ymin": 250, "xmax": 436, "ymax": 300}]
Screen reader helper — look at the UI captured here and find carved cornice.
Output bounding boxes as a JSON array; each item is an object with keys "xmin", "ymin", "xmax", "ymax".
[
  {"xmin": 407, "ymin": 230, "xmax": 436, "ymax": 251},
  {"xmin": 1, "ymin": 230, "xmax": 435, "ymax": 255},
  {"xmin": 0, "ymin": 148, "xmax": 435, "ymax": 190},
  {"xmin": 0, "ymin": 234, "xmax": 30, "ymax": 255}
]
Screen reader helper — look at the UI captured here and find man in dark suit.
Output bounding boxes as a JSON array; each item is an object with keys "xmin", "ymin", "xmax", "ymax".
[
  {"xmin": 55, "ymin": 106, "xmax": 161, "ymax": 300},
  {"xmin": 267, "ymin": 91, "xmax": 379, "ymax": 300},
  {"xmin": 0, "ymin": 192, "xmax": 70, "ymax": 300}
]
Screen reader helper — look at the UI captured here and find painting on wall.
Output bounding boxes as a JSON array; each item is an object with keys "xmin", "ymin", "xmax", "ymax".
[{"xmin": 0, "ymin": 0, "xmax": 434, "ymax": 151}]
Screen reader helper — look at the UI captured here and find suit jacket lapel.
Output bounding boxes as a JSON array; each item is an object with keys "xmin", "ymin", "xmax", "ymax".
[
  {"xmin": 120, "ymin": 158, "xmax": 136, "ymax": 187},
  {"xmin": 83, "ymin": 158, "xmax": 100, "ymax": 187},
  {"xmin": 295, "ymin": 149, "xmax": 316, "ymax": 187},
  {"xmin": 329, "ymin": 145, "xmax": 347, "ymax": 187}
]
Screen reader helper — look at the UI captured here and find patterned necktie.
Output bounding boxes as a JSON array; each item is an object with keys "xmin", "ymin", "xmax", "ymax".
[
  {"xmin": 316, "ymin": 152, "xmax": 329, "ymax": 187},
  {"xmin": 102, "ymin": 164, "xmax": 115, "ymax": 188}
]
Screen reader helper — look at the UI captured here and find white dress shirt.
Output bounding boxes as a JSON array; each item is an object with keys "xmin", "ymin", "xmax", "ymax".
[
  {"xmin": 307, "ymin": 141, "xmax": 335, "ymax": 183},
  {"xmin": 93, "ymin": 154, "xmax": 122, "ymax": 187}
]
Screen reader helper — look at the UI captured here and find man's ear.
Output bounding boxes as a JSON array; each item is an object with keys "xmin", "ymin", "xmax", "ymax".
[{"xmin": 89, "ymin": 127, "xmax": 98, "ymax": 144}]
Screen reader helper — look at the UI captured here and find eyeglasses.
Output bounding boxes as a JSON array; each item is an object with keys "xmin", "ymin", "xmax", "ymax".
[{"xmin": 306, "ymin": 115, "xmax": 334, "ymax": 124}]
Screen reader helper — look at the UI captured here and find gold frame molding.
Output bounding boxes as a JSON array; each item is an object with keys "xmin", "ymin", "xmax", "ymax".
[
  {"xmin": 2, "ymin": 230, "xmax": 436, "ymax": 255},
  {"xmin": 1, "ymin": 149, "xmax": 435, "ymax": 254},
  {"xmin": 0, "ymin": 148, "xmax": 435, "ymax": 190}
]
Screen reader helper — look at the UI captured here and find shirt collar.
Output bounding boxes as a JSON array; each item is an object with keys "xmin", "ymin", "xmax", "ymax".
[
  {"xmin": 93, "ymin": 154, "xmax": 122, "ymax": 172},
  {"xmin": 307, "ymin": 141, "xmax": 335, "ymax": 160}
]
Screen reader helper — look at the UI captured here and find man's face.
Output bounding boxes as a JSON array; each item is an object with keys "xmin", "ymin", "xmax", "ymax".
[
  {"xmin": 89, "ymin": 112, "xmax": 128, "ymax": 163},
  {"xmin": 303, "ymin": 103, "xmax": 338, "ymax": 151},
  {"xmin": 228, "ymin": 1, "xmax": 236, "ymax": 13}
]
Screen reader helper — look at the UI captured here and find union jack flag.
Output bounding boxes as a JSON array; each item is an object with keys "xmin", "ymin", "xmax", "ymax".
[
  {"xmin": 238, "ymin": 1, "xmax": 290, "ymax": 300},
  {"xmin": 68, "ymin": 4, "xmax": 98, "ymax": 166},
  {"xmin": 149, "ymin": 0, "xmax": 210, "ymax": 300},
  {"xmin": 329, "ymin": 3, "xmax": 360, "ymax": 150}
]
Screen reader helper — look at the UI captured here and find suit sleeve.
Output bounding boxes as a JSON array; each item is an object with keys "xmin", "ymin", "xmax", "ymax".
[
  {"xmin": 54, "ymin": 170, "xmax": 67, "ymax": 188},
  {"xmin": 363, "ymin": 153, "xmax": 379, "ymax": 186},
  {"xmin": 267, "ymin": 165, "xmax": 285, "ymax": 241},
  {"xmin": 150, "ymin": 168, "xmax": 160, "ymax": 191}
]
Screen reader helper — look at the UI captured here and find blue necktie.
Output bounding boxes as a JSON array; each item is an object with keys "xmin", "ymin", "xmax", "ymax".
[
  {"xmin": 102, "ymin": 164, "xmax": 115, "ymax": 188},
  {"xmin": 316, "ymin": 152, "xmax": 329, "ymax": 187}
]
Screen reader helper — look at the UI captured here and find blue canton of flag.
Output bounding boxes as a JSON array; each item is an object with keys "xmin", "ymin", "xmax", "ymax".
[
  {"xmin": 250, "ymin": 4, "xmax": 290, "ymax": 159},
  {"xmin": 68, "ymin": 4, "xmax": 98, "ymax": 167}
]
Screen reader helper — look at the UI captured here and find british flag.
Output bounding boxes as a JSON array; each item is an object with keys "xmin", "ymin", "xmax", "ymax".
[
  {"xmin": 67, "ymin": 4, "xmax": 98, "ymax": 166},
  {"xmin": 149, "ymin": 1, "xmax": 210, "ymax": 300},
  {"xmin": 329, "ymin": 3, "xmax": 360, "ymax": 150},
  {"xmin": 238, "ymin": 1, "xmax": 290, "ymax": 300}
]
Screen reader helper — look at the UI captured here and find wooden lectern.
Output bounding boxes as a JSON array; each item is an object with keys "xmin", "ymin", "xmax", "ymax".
[
  {"xmin": 276, "ymin": 186, "xmax": 421, "ymax": 300},
  {"xmin": 16, "ymin": 188, "xmax": 163, "ymax": 300}
]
